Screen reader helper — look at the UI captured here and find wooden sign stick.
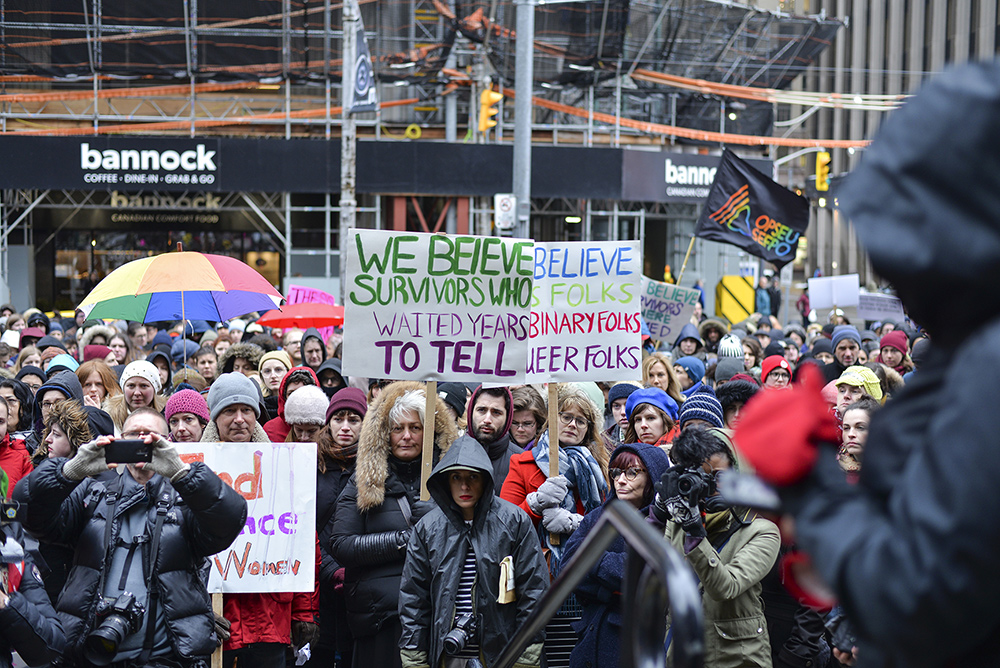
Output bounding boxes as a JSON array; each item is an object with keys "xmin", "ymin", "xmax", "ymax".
[
  {"xmin": 547, "ymin": 382, "xmax": 560, "ymax": 546},
  {"xmin": 420, "ymin": 381, "xmax": 437, "ymax": 501}
]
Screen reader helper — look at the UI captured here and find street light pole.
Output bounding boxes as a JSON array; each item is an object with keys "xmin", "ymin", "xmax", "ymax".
[
  {"xmin": 513, "ymin": 0, "xmax": 535, "ymax": 240},
  {"xmin": 339, "ymin": 0, "xmax": 358, "ymax": 304}
]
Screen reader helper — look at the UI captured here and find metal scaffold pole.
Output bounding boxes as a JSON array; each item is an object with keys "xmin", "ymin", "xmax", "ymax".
[
  {"xmin": 339, "ymin": 0, "xmax": 359, "ymax": 304},
  {"xmin": 513, "ymin": 0, "xmax": 535, "ymax": 240}
]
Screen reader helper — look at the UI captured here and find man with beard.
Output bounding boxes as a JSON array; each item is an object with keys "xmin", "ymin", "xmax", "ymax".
[{"xmin": 465, "ymin": 386, "xmax": 520, "ymax": 493}]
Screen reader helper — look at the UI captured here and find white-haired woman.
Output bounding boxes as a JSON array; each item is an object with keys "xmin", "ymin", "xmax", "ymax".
[{"xmin": 330, "ymin": 381, "xmax": 457, "ymax": 668}]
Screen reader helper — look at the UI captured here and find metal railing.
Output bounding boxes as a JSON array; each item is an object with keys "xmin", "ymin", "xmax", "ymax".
[{"xmin": 494, "ymin": 499, "xmax": 704, "ymax": 668}]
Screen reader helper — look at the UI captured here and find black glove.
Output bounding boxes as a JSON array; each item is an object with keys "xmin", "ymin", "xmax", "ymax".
[
  {"xmin": 410, "ymin": 500, "xmax": 435, "ymax": 525},
  {"xmin": 654, "ymin": 467, "xmax": 707, "ymax": 538},
  {"xmin": 291, "ymin": 620, "xmax": 320, "ymax": 652}
]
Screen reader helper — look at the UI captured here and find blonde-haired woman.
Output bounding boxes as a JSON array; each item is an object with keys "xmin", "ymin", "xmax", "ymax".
[{"xmin": 641, "ymin": 352, "xmax": 685, "ymax": 405}]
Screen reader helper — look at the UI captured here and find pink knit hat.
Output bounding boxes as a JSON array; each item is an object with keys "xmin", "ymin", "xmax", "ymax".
[{"xmin": 165, "ymin": 389, "xmax": 210, "ymax": 424}]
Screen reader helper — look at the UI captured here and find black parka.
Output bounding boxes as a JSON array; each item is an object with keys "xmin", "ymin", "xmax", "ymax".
[
  {"xmin": 791, "ymin": 61, "xmax": 1000, "ymax": 668},
  {"xmin": 19, "ymin": 460, "xmax": 247, "ymax": 663},
  {"xmin": 398, "ymin": 435, "xmax": 547, "ymax": 668},
  {"xmin": 329, "ymin": 381, "xmax": 458, "ymax": 640}
]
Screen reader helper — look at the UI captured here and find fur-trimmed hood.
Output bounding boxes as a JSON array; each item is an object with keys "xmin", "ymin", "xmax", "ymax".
[
  {"xmin": 201, "ymin": 419, "xmax": 271, "ymax": 443},
  {"xmin": 216, "ymin": 343, "xmax": 264, "ymax": 377},
  {"xmin": 354, "ymin": 381, "xmax": 458, "ymax": 512},
  {"xmin": 34, "ymin": 398, "xmax": 92, "ymax": 462},
  {"xmin": 78, "ymin": 324, "xmax": 118, "ymax": 350}
]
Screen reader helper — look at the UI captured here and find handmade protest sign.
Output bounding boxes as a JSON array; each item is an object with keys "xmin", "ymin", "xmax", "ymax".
[
  {"xmin": 176, "ymin": 442, "xmax": 317, "ymax": 594},
  {"xmin": 808, "ymin": 274, "xmax": 860, "ymax": 310},
  {"xmin": 286, "ymin": 284, "xmax": 339, "ymax": 341},
  {"xmin": 857, "ymin": 293, "xmax": 905, "ymax": 322},
  {"xmin": 527, "ymin": 241, "xmax": 642, "ymax": 382},
  {"xmin": 639, "ymin": 277, "xmax": 700, "ymax": 344},
  {"xmin": 343, "ymin": 229, "xmax": 534, "ymax": 383}
]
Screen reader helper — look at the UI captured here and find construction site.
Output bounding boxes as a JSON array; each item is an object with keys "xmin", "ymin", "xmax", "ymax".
[{"xmin": 0, "ymin": 0, "xmax": 943, "ymax": 312}]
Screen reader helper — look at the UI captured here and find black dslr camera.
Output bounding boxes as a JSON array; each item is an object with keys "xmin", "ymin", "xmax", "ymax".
[
  {"xmin": 675, "ymin": 468, "xmax": 715, "ymax": 504},
  {"xmin": 83, "ymin": 592, "xmax": 146, "ymax": 665},
  {"xmin": 443, "ymin": 612, "xmax": 478, "ymax": 655}
]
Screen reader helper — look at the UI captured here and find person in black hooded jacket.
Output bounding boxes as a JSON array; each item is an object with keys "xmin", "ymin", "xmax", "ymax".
[
  {"xmin": 30, "ymin": 369, "xmax": 84, "ymax": 448},
  {"xmin": 300, "ymin": 328, "xmax": 327, "ymax": 374},
  {"xmin": 465, "ymin": 385, "xmax": 520, "ymax": 493},
  {"xmin": 732, "ymin": 61, "xmax": 1000, "ymax": 668},
  {"xmin": 316, "ymin": 358, "xmax": 347, "ymax": 400},
  {"xmin": 398, "ymin": 434, "xmax": 546, "ymax": 668},
  {"xmin": 330, "ymin": 381, "xmax": 457, "ymax": 668}
]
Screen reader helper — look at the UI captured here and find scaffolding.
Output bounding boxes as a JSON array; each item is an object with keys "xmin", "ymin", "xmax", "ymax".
[{"xmin": 0, "ymin": 0, "xmax": 843, "ymax": 310}]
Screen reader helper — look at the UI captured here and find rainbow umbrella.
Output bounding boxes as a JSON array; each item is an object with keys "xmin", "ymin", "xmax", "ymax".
[{"xmin": 78, "ymin": 251, "xmax": 283, "ymax": 323}]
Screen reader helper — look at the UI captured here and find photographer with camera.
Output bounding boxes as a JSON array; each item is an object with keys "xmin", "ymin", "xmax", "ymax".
[
  {"xmin": 398, "ymin": 435, "xmax": 547, "ymax": 668},
  {"xmin": 17, "ymin": 406, "xmax": 248, "ymax": 668},
  {"xmin": 651, "ymin": 428, "xmax": 779, "ymax": 668}
]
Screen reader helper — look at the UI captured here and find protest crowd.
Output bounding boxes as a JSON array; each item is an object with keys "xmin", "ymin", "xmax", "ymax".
[
  {"xmin": 0, "ymin": 293, "xmax": 926, "ymax": 668},
  {"xmin": 0, "ymin": 62, "xmax": 997, "ymax": 668}
]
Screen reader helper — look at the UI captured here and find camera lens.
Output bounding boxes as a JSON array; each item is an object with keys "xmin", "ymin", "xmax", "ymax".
[{"xmin": 83, "ymin": 616, "xmax": 132, "ymax": 666}]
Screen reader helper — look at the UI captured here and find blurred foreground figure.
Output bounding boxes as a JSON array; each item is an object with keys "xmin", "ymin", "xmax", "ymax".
[{"xmin": 734, "ymin": 61, "xmax": 1000, "ymax": 667}]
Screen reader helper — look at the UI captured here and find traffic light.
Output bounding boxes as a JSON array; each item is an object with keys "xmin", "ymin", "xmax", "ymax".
[
  {"xmin": 479, "ymin": 89, "xmax": 504, "ymax": 132},
  {"xmin": 815, "ymin": 151, "xmax": 831, "ymax": 192}
]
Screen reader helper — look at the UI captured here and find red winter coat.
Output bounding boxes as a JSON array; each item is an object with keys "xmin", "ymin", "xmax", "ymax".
[
  {"xmin": 223, "ymin": 536, "xmax": 321, "ymax": 650},
  {"xmin": 0, "ymin": 434, "xmax": 32, "ymax": 498},
  {"xmin": 499, "ymin": 450, "xmax": 586, "ymax": 525}
]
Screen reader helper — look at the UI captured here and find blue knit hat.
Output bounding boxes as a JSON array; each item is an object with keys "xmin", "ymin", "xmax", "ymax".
[
  {"xmin": 607, "ymin": 382, "xmax": 641, "ymax": 407},
  {"xmin": 677, "ymin": 391, "xmax": 724, "ymax": 429},
  {"xmin": 831, "ymin": 325, "xmax": 861, "ymax": 351},
  {"xmin": 626, "ymin": 387, "xmax": 679, "ymax": 422},
  {"xmin": 674, "ymin": 356, "xmax": 705, "ymax": 384}
]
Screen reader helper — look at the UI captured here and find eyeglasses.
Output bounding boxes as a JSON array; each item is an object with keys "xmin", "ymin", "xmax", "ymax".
[
  {"xmin": 558, "ymin": 412, "xmax": 589, "ymax": 429},
  {"xmin": 511, "ymin": 420, "xmax": 536, "ymax": 431},
  {"xmin": 768, "ymin": 371, "xmax": 791, "ymax": 381},
  {"xmin": 610, "ymin": 467, "xmax": 646, "ymax": 481},
  {"xmin": 121, "ymin": 430, "xmax": 154, "ymax": 438}
]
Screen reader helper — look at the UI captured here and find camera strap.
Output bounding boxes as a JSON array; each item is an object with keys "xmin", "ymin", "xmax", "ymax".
[
  {"xmin": 94, "ymin": 488, "xmax": 122, "ymax": 613},
  {"xmin": 138, "ymin": 489, "xmax": 173, "ymax": 663}
]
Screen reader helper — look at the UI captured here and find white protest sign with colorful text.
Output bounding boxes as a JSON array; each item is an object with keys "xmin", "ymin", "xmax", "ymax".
[
  {"xmin": 176, "ymin": 442, "xmax": 317, "ymax": 594},
  {"xmin": 527, "ymin": 241, "xmax": 642, "ymax": 382},
  {"xmin": 639, "ymin": 277, "xmax": 700, "ymax": 344},
  {"xmin": 343, "ymin": 229, "xmax": 534, "ymax": 382}
]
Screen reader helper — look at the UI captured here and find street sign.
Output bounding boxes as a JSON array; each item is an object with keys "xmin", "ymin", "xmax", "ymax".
[{"xmin": 495, "ymin": 193, "xmax": 516, "ymax": 230}]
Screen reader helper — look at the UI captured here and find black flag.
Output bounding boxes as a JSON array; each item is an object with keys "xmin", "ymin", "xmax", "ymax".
[{"xmin": 694, "ymin": 149, "xmax": 809, "ymax": 269}]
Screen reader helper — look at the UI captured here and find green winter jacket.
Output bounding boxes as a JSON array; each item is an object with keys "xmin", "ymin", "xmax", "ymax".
[{"xmin": 666, "ymin": 510, "xmax": 780, "ymax": 668}]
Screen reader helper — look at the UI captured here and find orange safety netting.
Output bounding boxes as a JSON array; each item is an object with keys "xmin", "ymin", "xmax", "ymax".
[{"xmin": 1, "ymin": 97, "xmax": 418, "ymax": 136}]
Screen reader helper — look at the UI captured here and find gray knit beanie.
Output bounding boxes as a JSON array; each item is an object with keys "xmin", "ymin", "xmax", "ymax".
[{"xmin": 207, "ymin": 373, "xmax": 261, "ymax": 422}]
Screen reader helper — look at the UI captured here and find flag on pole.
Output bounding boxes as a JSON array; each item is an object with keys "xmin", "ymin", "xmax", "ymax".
[
  {"xmin": 694, "ymin": 149, "xmax": 809, "ymax": 269},
  {"xmin": 349, "ymin": 21, "xmax": 377, "ymax": 114}
]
